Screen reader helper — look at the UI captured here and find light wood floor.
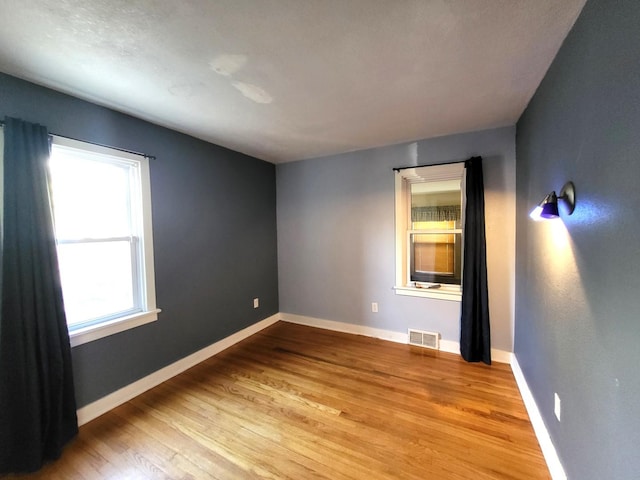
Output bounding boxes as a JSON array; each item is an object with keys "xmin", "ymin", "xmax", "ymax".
[{"xmin": 4, "ymin": 321, "xmax": 550, "ymax": 479}]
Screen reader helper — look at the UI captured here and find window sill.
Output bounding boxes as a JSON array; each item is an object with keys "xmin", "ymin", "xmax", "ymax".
[
  {"xmin": 69, "ymin": 309, "xmax": 161, "ymax": 347},
  {"xmin": 394, "ymin": 285, "xmax": 462, "ymax": 302}
]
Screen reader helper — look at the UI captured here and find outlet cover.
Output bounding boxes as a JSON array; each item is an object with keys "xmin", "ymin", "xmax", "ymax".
[
  {"xmin": 371, "ymin": 302, "xmax": 378, "ymax": 313},
  {"xmin": 253, "ymin": 298, "xmax": 259, "ymax": 309}
]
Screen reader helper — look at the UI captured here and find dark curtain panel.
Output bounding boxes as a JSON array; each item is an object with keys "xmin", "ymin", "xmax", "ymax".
[
  {"xmin": 460, "ymin": 156, "xmax": 491, "ymax": 364},
  {"xmin": 0, "ymin": 117, "xmax": 78, "ymax": 473}
]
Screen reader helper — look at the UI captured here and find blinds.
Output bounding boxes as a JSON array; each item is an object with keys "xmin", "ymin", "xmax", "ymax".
[{"xmin": 412, "ymin": 205, "xmax": 461, "ymax": 222}]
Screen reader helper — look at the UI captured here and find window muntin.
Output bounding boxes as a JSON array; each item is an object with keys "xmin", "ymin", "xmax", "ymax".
[{"xmin": 49, "ymin": 137, "xmax": 158, "ymax": 339}]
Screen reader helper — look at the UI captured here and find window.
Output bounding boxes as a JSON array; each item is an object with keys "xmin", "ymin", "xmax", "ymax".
[
  {"xmin": 49, "ymin": 137, "xmax": 159, "ymax": 346},
  {"xmin": 395, "ymin": 163, "xmax": 465, "ymax": 300}
]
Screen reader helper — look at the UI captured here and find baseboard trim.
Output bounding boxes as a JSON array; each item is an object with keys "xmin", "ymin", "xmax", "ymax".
[
  {"xmin": 76, "ymin": 313, "xmax": 280, "ymax": 426},
  {"xmin": 280, "ymin": 313, "xmax": 407, "ymax": 344},
  {"xmin": 77, "ymin": 311, "xmax": 559, "ymax": 478},
  {"xmin": 511, "ymin": 355, "xmax": 567, "ymax": 480},
  {"xmin": 280, "ymin": 313, "xmax": 512, "ymax": 364}
]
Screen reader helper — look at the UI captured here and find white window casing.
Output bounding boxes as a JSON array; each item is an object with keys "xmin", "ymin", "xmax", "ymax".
[
  {"xmin": 49, "ymin": 136, "xmax": 160, "ymax": 346},
  {"xmin": 394, "ymin": 163, "xmax": 465, "ymax": 301}
]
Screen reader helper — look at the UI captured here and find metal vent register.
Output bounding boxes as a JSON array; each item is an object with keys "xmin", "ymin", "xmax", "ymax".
[{"xmin": 408, "ymin": 329, "xmax": 440, "ymax": 350}]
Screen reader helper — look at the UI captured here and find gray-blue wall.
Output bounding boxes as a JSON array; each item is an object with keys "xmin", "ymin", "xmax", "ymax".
[
  {"xmin": 277, "ymin": 127, "xmax": 517, "ymax": 353},
  {"xmin": 515, "ymin": 0, "xmax": 640, "ymax": 477},
  {"xmin": 0, "ymin": 73, "xmax": 279, "ymax": 407}
]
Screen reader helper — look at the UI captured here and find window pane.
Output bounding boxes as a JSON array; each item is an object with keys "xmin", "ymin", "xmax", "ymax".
[
  {"xmin": 49, "ymin": 149, "xmax": 133, "ymax": 239},
  {"xmin": 57, "ymin": 241, "xmax": 136, "ymax": 327},
  {"xmin": 411, "ymin": 185, "xmax": 461, "ymax": 229},
  {"xmin": 412, "ymin": 233, "xmax": 456, "ymax": 274},
  {"xmin": 410, "ymin": 232, "xmax": 462, "ymax": 284}
]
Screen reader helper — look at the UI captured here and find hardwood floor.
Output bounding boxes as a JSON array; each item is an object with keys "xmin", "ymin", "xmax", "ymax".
[{"xmin": 4, "ymin": 322, "xmax": 550, "ymax": 479}]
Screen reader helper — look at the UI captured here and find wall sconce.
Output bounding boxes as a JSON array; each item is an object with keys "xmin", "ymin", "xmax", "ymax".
[{"xmin": 530, "ymin": 181, "xmax": 576, "ymax": 220}]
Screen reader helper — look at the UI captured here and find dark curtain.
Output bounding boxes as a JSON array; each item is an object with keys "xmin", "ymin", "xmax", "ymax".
[
  {"xmin": 0, "ymin": 117, "xmax": 78, "ymax": 473},
  {"xmin": 460, "ymin": 156, "xmax": 491, "ymax": 364}
]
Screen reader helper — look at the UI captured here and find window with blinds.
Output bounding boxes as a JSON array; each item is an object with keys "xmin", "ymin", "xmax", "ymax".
[
  {"xmin": 395, "ymin": 162, "xmax": 465, "ymax": 293},
  {"xmin": 409, "ymin": 183, "xmax": 462, "ymax": 284}
]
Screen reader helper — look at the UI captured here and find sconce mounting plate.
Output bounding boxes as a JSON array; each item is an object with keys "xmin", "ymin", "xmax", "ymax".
[{"xmin": 559, "ymin": 181, "xmax": 575, "ymax": 215}]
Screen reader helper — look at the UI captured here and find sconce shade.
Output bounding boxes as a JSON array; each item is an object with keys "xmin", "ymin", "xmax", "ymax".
[
  {"xmin": 530, "ymin": 191, "xmax": 559, "ymax": 220},
  {"xmin": 529, "ymin": 182, "xmax": 575, "ymax": 221},
  {"xmin": 540, "ymin": 192, "xmax": 559, "ymax": 219}
]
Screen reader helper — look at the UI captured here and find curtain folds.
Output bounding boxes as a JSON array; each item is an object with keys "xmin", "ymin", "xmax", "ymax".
[
  {"xmin": 460, "ymin": 156, "xmax": 491, "ymax": 364},
  {"xmin": 0, "ymin": 117, "xmax": 78, "ymax": 473}
]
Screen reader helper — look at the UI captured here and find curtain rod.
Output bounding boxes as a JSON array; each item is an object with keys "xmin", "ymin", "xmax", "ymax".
[
  {"xmin": 0, "ymin": 121, "xmax": 156, "ymax": 160},
  {"xmin": 392, "ymin": 159, "xmax": 467, "ymax": 172}
]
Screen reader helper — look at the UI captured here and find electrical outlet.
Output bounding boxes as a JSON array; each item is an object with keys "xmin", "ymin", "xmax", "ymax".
[
  {"xmin": 554, "ymin": 393, "xmax": 561, "ymax": 421},
  {"xmin": 253, "ymin": 298, "xmax": 259, "ymax": 309},
  {"xmin": 371, "ymin": 302, "xmax": 378, "ymax": 313}
]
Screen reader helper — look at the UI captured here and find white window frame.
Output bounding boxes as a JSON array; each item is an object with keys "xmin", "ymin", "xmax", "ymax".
[
  {"xmin": 50, "ymin": 136, "xmax": 160, "ymax": 347},
  {"xmin": 394, "ymin": 163, "xmax": 465, "ymax": 301}
]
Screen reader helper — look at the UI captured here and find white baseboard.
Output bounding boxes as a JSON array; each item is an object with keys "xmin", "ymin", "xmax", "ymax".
[
  {"xmin": 77, "ymin": 312, "xmax": 512, "ymax": 426},
  {"xmin": 280, "ymin": 313, "xmax": 512, "ymax": 364},
  {"xmin": 511, "ymin": 355, "xmax": 567, "ymax": 480},
  {"xmin": 76, "ymin": 313, "xmax": 280, "ymax": 426},
  {"xmin": 77, "ymin": 311, "xmax": 559, "ymax": 479},
  {"xmin": 490, "ymin": 348, "xmax": 513, "ymax": 364},
  {"xmin": 280, "ymin": 313, "xmax": 408, "ymax": 344}
]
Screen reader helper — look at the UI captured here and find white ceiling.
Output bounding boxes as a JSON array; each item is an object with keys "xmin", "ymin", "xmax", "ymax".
[{"xmin": 0, "ymin": 1, "xmax": 585, "ymax": 163}]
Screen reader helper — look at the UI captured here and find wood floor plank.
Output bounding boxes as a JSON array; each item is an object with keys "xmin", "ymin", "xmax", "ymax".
[{"xmin": 1, "ymin": 321, "xmax": 550, "ymax": 479}]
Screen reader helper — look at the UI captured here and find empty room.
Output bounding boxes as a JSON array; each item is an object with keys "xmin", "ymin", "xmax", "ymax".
[{"xmin": 1, "ymin": 0, "xmax": 638, "ymax": 479}]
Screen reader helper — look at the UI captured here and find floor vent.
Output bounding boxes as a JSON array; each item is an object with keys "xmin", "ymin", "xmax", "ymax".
[{"xmin": 408, "ymin": 329, "xmax": 440, "ymax": 350}]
